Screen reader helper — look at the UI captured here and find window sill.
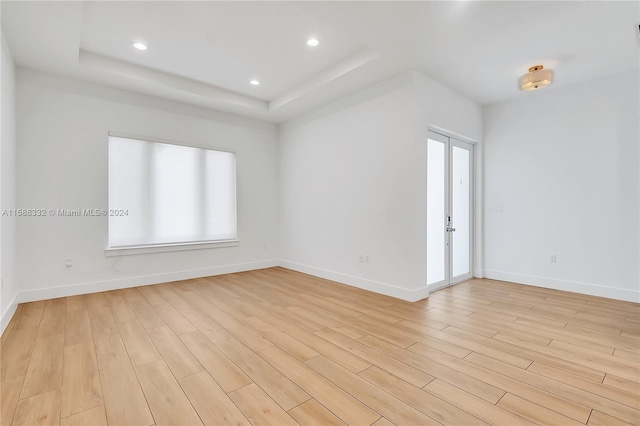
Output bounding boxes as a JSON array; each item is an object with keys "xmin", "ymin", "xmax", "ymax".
[{"xmin": 105, "ymin": 240, "xmax": 240, "ymax": 257}]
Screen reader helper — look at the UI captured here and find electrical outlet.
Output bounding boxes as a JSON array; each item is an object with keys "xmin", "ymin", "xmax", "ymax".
[
  {"xmin": 65, "ymin": 258, "xmax": 73, "ymax": 267},
  {"xmin": 364, "ymin": 255, "xmax": 370, "ymax": 264},
  {"xmin": 550, "ymin": 255, "xmax": 557, "ymax": 264},
  {"xmin": 489, "ymin": 204, "xmax": 504, "ymax": 214},
  {"xmin": 358, "ymin": 254, "xmax": 364, "ymax": 263}
]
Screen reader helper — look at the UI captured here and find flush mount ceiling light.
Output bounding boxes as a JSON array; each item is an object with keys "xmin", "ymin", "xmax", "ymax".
[
  {"xmin": 132, "ymin": 42, "xmax": 148, "ymax": 51},
  {"xmin": 249, "ymin": 79, "xmax": 260, "ymax": 86},
  {"xmin": 306, "ymin": 38, "xmax": 320, "ymax": 47},
  {"xmin": 520, "ymin": 65, "xmax": 554, "ymax": 91}
]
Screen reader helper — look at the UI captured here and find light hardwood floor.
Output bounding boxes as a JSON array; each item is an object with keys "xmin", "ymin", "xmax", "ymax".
[{"xmin": 1, "ymin": 267, "xmax": 638, "ymax": 425}]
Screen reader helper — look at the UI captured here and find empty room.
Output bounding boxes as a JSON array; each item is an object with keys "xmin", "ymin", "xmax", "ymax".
[{"xmin": 0, "ymin": 1, "xmax": 638, "ymax": 425}]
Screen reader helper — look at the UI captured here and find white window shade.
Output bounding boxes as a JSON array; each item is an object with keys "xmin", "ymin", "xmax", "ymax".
[{"xmin": 108, "ymin": 136, "xmax": 237, "ymax": 249}]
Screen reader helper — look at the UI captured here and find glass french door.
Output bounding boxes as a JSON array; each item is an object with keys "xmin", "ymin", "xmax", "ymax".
[{"xmin": 427, "ymin": 130, "xmax": 474, "ymax": 291}]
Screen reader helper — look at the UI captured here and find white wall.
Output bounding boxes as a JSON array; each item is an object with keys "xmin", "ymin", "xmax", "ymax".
[
  {"xmin": 16, "ymin": 69, "xmax": 280, "ymax": 302},
  {"xmin": 279, "ymin": 71, "xmax": 482, "ymax": 301},
  {"xmin": 10, "ymin": 59, "xmax": 635, "ymax": 322},
  {"xmin": 1, "ymin": 30, "xmax": 18, "ymax": 332},
  {"xmin": 484, "ymin": 69, "xmax": 640, "ymax": 302},
  {"xmin": 414, "ymin": 72, "xmax": 483, "ymax": 143}
]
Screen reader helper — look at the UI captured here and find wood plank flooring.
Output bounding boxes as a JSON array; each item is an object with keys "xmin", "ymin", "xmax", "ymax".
[{"xmin": 1, "ymin": 267, "xmax": 638, "ymax": 425}]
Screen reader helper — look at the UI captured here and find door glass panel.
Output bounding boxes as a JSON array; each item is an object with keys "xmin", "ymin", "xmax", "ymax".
[
  {"xmin": 451, "ymin": 145, "xmax": 470, "ymax": 277},
  {"xmin": 427, "ymin": 138, "xmax": 446, "ymax": 285}
]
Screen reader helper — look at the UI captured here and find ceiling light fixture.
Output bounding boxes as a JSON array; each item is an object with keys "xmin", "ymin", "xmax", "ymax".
[
  {"xmin": 249, "ymin": 79, "xmax": 260, "ymax": 86},
  {"xmin": 306, "ymin": 38, "xmax": 320, "ymax": 47},
  {"xmin": 520, "ymin": 65, "xmax": 554, "ymax": 91},
  {"xmin": 133, "ymin": 42, "xmax": 148, "ymax": 51}
]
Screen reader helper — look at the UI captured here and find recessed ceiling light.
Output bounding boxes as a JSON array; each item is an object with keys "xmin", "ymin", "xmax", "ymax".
[
  {"xmin": 307, "ymin": 38, "xmax": 319, "ymax": 47},
  {"xmin": 249, "ymin": 79, "xmax": 260, "ymax": 86},
  {"xmin": 133, "ymin": 42, "xmax": 148, "ymax": 51}
]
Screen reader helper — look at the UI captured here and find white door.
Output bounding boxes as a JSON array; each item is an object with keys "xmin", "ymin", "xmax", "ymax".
[{"xmin": 427, "ymin": 131, "xmax": 474, "ymax": 291}]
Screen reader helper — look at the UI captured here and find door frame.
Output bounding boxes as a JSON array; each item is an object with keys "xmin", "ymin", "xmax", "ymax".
[{"xmin": 427, "ymin": 130, "xmax": 475, "ymax": 291}]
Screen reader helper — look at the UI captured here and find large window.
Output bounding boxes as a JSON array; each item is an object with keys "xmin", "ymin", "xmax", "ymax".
[{"xmin": 108, "ymin": 134, "xmax": 237, "ymax": 251}]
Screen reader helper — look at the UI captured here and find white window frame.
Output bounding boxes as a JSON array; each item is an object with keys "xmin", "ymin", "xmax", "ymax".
[{"xmin": 105, "ymin": 132, "xmax": 239, "ymax": 257}]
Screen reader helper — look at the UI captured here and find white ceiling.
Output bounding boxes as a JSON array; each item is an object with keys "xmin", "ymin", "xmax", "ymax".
[{"xmin": 2, "ymin": 1, "xmax": 638, "ymax": 123}]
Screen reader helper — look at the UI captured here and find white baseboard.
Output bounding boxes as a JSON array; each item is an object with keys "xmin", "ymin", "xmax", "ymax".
[
  {"xmin": 484, "ymin": 270, "xmax": 640, "ymax": 303},
  {"xmin": 279, "ymin": 260, "xmax": 429, "ymax": 302},
  {"xmin": 17, "ymin": 259, "xmax": 280, "ymax": 304},
  {"xmin": 1, "ymin": 294, "xmax": 18, "ymax": 336}
]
